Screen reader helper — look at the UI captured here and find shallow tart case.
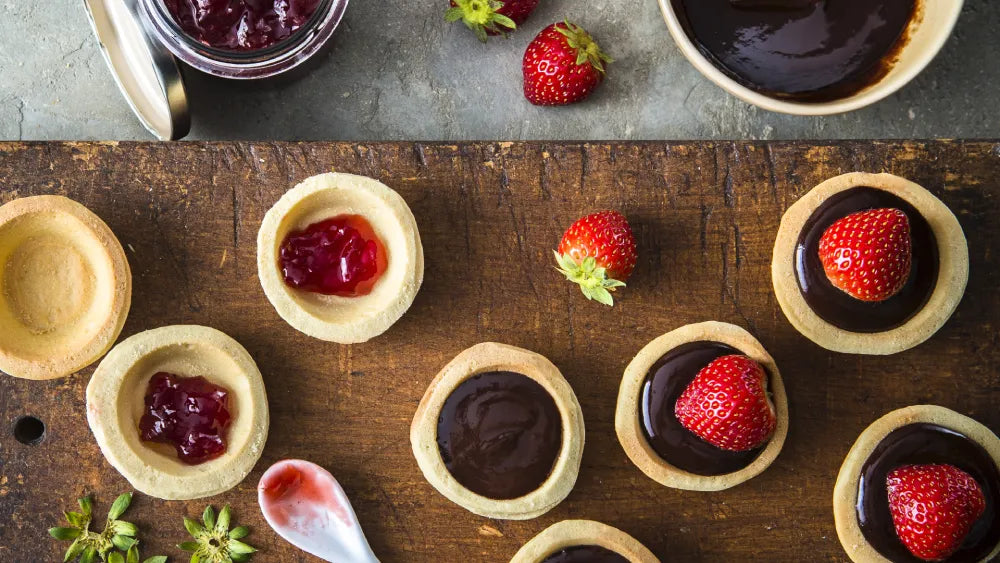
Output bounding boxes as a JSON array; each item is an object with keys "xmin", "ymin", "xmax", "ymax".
[
  {"xmin": 833, "ymin": 405, "xmax": 1000, "ymax": 563},
  {"xmin": 510, "ymin": 520, "xmax": 659, "ymax": 563},
  {"xmin": 615, "ymin": 321, "xmax": 788, "ymax": 491},
  {"xmin": 410, "ymin": 342, "xmax": 585, "ymax": 520}
]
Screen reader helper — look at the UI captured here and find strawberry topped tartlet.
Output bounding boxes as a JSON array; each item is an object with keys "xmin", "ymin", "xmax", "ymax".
[
  {"xmin": 772, "ymin": 172, "xmax": 969, "ymax": 355},
  {"xmin": 614, "ymin": 321, "xmax": 788, "ymax": 491}
]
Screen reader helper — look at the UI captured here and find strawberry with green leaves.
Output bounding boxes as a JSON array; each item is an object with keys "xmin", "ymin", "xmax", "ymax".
[
  {"xmin": 523, "ymin": 21, "xmax": 612, "ymax": 106},
  {"xmin": 445, "ymin": 0, "xmax": 539, "ymax": 42},
  {"xmin": 554, "ymin": 210, "xmax": 636, "ymax": 306}
]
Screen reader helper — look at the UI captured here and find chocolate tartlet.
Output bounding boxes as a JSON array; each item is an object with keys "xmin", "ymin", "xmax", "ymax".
[
  {"xmin": 510, "ymin": 520, "xmax": 659, "ymax": 563},
  {"xmin": 615, "ymin": 322, "xmax": 788, "ymax": 491},
  {"xmin": 669, "ymin": 0, "xmax": 916, "ymax": 102},
  {"xmin": 772, "ymin": 172, "xmax": 968, "ymax": 355},
  {"xmin": 833, "ymin": 405, "xmax": 1000, "ymax": 563},
  {"xmin": 410, "ymin": 343, "xmax": 584, "ymax": 520}
]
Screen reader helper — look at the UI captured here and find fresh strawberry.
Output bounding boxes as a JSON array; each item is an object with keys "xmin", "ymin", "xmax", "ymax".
[
  {"xmin": 554, "ymin": 210, "xmax": 636, "ymax": 306},
  {"xmin": 523, "ymin": 21, "xmax": 612, "ymax": 106},
  {"xmin": 887, "ymin": 464, "xmax": 986, "ymax": 561},
  {"xmin": 818, "ymin": 207, "xmax": 911, "ymax": 302},
  {"xmin": 674, "ymin": 355, "xmax": 776, "ymax": 452},
  {"xmin": 445, "ymin": 0, "xmax": 538, "ymax": 42}
]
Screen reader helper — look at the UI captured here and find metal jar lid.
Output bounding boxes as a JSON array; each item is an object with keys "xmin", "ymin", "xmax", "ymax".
[{"xmin": 82, "ymin": 0, "xmax": 190, "ymax": 140}]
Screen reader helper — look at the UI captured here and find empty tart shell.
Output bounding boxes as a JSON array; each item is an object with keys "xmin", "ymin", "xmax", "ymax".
[
  {"xmin": 0, "ymin": 195, "xmax": 131, "ymax": 380},
  {"xmin": 510, "ymin": 520, "xmax": 659, "ymax": 563},
  {"xmin": 410, "ymin": 342, "xmax": 585, "ymax": 520},
  {"xmin": 86, "ymin": 325, "xmax": 269, "ymax": 500},
  {"xmin": 772, "ymin": 172, "xmax": 968, "ymax": 355},
  {"xmin": 257, "ymin": 172, "xmax": 424, "ymax": 344},
  {"xmin": 615, "ymin": 321, "xmax": 788, "ymax": 491}
]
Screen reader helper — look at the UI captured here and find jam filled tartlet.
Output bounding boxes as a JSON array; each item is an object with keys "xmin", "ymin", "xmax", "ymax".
[
  {"xmin": 772, "ymin": 172, "xmax": 968, "ymax": 355},
  {"xmin": 257, "ymin": 173, "xmax": 424, "ymax": 344},
  {"xmin": 834, "ymin": 406, "xmax": 1000, "ymax": 563},
  {"xmin": 410, "ymin": 343, "xmax": 584, "ymax": 520},
  {"xmin": 615, "ymin": 322, "xmax": 788, "ymax": 491},
  {"xmin": 0, "ymin": 195, "xmax": 131, "ymax": 380},
  {"xmin": 86, "ymin": 325, "xmax": 269, "ymax": 500},
  {"xmin": 510, "ymin": 520, "xmax": 659, "ymax": 563}
]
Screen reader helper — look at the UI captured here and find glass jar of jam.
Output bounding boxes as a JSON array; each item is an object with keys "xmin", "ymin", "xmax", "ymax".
[{"xmin": 138, "ymin": 0, "xmax": 348, "ymax": 79}]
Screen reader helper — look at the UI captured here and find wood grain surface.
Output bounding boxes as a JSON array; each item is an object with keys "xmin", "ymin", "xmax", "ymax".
[{"xmin": 2, "ymin": 141, "xmax": 999, "ymax": 562}]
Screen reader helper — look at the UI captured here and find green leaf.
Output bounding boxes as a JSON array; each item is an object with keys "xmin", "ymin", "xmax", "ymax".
[
  {"xmin": 230, "ymin": 553, "xmax": 250, "ymax": 563},
  {"xmin": 444, "ymin": 7, "xmax": 464, "ymax": 22},
  {"xmin": 183, "ymin": 517, "xmax": 206, "ymax": 538},
  {"xmin": 127, "ymin": 544, "xmax": 139, "ymax": 563},
  {"xmin": 228, "ymin": 526, "xmax": 249, "ymax": 540},
  {"xmin": 108, "ymin": 493, "xmax": 133, "ymax": 521},
  {"xmin": 81, "ymin": 546, "xmax": 97, "ymax": 563},
  {"xmin": 228, "ymin": 539, "xmax": 257, "ymax": 555},
  {"xmin": 79, "ymin": 496, "xmax": 93, "ymax": 516},
  {"xmin": 190, "ymin": 554, "xmax": 200, "ymax": 563},
  {"xmin": 108, "ymin": 552, "xmax": 125, "ymax": 563},
  {"xmin": 492, "ymin": 14, "xmax": 515, "ymax": 29},
  {"xmin": 65, "ymin": 511, "xmax": 88, "ymax": 528},
  {"xmin": 111, "ymin": 520, "xmax": 138, "ymax": 536},
  {"xmin": 112, "ymin": 534, "xmax": 137, "ymax": 552},
  {"xmin": 49, "ymin": 526, "xmax": 82, "ymax": 540},
  {"xmin": 202, "ymin": 505, "xmax": 215, "ymax": 530},
  {"xmin": 177, "ymin": 541, "xmax": 200, "ymax": 552},
  {"xmin": 142, "ymin": 557, "xmax": 168, "ymax": 563},
  {"xmin": 215, "ymin": 505, "xmax": 231, "ymax": 534},
  {"xmin": 64, "ymin": 540, "xmax": 86, "ymax": 562}
]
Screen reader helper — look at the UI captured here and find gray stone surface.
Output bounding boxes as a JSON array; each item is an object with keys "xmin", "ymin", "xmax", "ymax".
[{"xmin": 1, "ymin": 1, "xmax": 998, "ymax": 141}]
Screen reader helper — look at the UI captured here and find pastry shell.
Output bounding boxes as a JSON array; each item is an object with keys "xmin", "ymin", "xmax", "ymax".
[
  {"xmin": 0, "ymin": 195, "xmax": 131, "ymax": 380},
  {"xmin": 86, "ymin": 325, "xmax": 269, "ymax": 500},
  {"xmin": 833, "ymin": 405, "xmax": 1000, "ymax": 563},
  {"xmin": 410, "ymin": 342, "xmax": 585, "ymax": 520},
  {"xmin": 257, "ymin": 173, "xmax": 424, "ymax": 344},
  {"xmin": 615, "ymin": 321, "xmax": 788, "ymax": 491},
  {"xmin": 511, "ymin": 519, "xmax": 659, "ymax": 563},
  {"xmin": 772, "ymin": 172, "xmax": 968, "ymax": 355}
]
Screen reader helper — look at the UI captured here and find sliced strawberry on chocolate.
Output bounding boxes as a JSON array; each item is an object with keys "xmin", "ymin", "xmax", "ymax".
[
  {"xmin": 887, "ymin": 463, "xmax": 986, "ymax": 561},
  {"xmin": 818, "ymin": 207, "xmax": 912, "ymax": 302},
  {"xmin": 674, "ymin": 355, "xmax": 776, "ymax": 452}
]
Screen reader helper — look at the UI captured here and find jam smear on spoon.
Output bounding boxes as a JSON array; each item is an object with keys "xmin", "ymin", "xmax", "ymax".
[
  {"xmin": 279, "ymin": 215, "xmax": 387, "ymax": 297},
  {"xmin": 139, "ymin": 372, "xmax": 232, "ymax": 465},
  {"xmin": 162, "ymin": 0, "xmax": 322, "ymax": 52}
]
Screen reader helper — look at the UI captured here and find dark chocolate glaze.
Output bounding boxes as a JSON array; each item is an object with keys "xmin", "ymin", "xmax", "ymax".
[
  {"xmin": 541, "ymin": 545, "xmax": 629, "ymax": 563},
  {"xmin": 857, "ymin": 423, "xmax": 1000, "ymax": 562},
  {"xmin": 436, "ymin": 371, "xmax": 562, "ymax": 500},
  {"xmin": 670, "ymin": 0, "xmax": 916, "ymax": 102},
  {"xmin": 795, "ymin": 187, "xmax": 939, "ymax": 333},
  {"xmin": 640, "ymin": 341, "xmax": 766, "ymax": 476}
]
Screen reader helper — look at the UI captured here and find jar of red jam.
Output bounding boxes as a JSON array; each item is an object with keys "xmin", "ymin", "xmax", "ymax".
[{"xmin": 140, "ymin": 0, "xmax": 348, "ymax": 79}]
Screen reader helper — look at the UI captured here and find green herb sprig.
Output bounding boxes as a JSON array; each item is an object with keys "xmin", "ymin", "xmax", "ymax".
[
  {"xmin": 178, "ymin": 505, "xmax": 256, "ymax": 563},
  {"xmin": 48, "ymin": 493, "xmax": 167, "ymax": 563}
]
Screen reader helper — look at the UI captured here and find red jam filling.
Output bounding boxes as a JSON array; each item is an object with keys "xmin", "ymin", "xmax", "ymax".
[
  {"xmin": 278, "ymin": 215, "xmax": 388, "ymax": 297},
  {"xmin": 139, "ymin": 372, "xmax": 232, "ymax": 465},
  {"xmin": 162, "ymin": 0, "xmax": 322, "ymax": 52}
]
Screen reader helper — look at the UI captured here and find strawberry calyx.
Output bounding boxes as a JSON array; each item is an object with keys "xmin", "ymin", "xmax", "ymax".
[
  {"xmin": 554, "ymin": 20, "xmax": 613, "ymax": 73},
  {"xmin": 445, "ymin": 0, "xmax": 516, "ymax": 42},
  {"xmin": 554, "ymin": 250, "xmax": 626, "ymax": 306}
]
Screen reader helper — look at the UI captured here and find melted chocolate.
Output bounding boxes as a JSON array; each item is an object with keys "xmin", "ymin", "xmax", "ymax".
[
  {"xmin": 640, "ymin": 341, "xmax": 766, "ymax": 475},
  {"xmin": 670, "ymin": 0, "xmax": 916, "ymax": 102},
  {"xmin": 541, "ymin": 545, "xmax": 629, "ymax": 563},
  {"xmin": 857, "ymin": 424, "xmax": 1000, "ymax": 562},
  {"xmin": 436, "ymin": 371, "xmax": 562, "ymax": 499},
  {"xmin": 795, "ymin": 187, "xmax": 939, "ymax": 333}
]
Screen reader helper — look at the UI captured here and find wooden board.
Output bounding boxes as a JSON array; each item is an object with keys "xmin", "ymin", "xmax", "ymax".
[{"xmin": 1, "ymin": 140, "xmax": 999, "ymax": 562}]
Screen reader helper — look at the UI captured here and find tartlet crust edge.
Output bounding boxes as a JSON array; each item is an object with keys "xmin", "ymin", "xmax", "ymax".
[{"xmin": 509, "ymin": 519, "xmax": 660, "ymax": 563}]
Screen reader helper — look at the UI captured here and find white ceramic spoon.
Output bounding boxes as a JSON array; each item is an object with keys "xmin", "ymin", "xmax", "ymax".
[{"xmin": 258, "ymin": 459, "xmax": 379, "ymax": 563}]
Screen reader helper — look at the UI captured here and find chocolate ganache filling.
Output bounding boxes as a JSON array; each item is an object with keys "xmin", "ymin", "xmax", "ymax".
[
  {"xmin": 436, "ymin": 371, "xmax": 562, "ymax": 499},
  {"xmin": 670, "ymin": 0, "xmax": 916, "ymax": 102},
  {"xmin": 640, "ymin": 341, "xmax": 767, "ymax": 475},
  {"xmin": 542, "ymin": 545, "xmax": 629, "ymax": 563},
  {"xmin": 795, "ymin": 187, "xmax": 939, "ymax": 333},
  {"xmin": 857, "ymin": 423, "xmax": 1000, "ymax": 562}
]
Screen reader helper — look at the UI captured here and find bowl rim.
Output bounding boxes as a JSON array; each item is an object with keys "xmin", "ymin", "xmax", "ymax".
[{"xmin": 657, "ymin": 0, "xmax": 964, "ymax": 116}]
